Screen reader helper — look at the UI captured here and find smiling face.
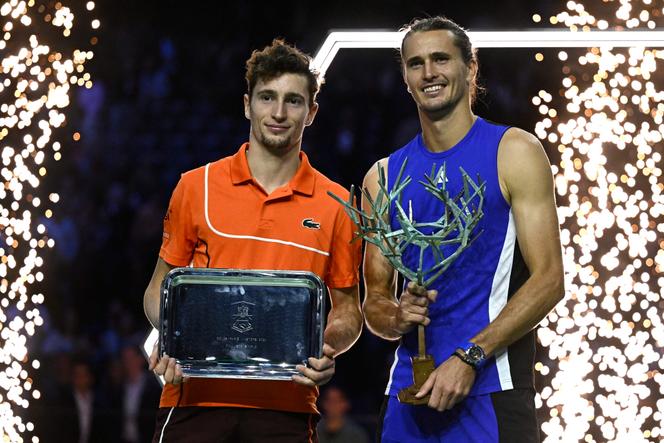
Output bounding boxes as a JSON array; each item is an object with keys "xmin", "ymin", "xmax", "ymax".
[
  {"xmin": 402, "ymin": 30, "xmax": 476, "ymax": 118},
  {"xmin": 244, "ymin": 72, "xmax": 318, "ymax": 154}
]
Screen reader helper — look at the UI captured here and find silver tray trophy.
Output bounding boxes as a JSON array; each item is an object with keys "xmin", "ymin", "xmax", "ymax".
[{"xmin": 159, "ymin": 268, "xmax": 326, "ymax": 380}]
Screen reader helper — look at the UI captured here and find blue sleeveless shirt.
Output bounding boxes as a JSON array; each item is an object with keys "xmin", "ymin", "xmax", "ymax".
[{"xmin": 385, "ymin": 117, "xmax": 534, "ymax": 397}]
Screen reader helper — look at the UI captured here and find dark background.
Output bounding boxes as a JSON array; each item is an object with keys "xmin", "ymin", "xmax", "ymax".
[{"xmin": 27, "ymin": 0, "xmax": 576, "ymax": 441}]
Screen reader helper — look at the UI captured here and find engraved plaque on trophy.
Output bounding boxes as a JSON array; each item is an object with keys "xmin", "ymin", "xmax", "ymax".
[{"xmin": 159, "ymin": 268, "xmax": 326, "ymax": 380}]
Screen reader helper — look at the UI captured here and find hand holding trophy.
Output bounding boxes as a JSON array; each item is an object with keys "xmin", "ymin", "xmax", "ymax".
[{"xmin": 329, "ymin": 159, "xmax": 485, "ymax": 404}]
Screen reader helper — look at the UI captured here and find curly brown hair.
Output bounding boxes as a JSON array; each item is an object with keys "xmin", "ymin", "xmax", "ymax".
[{"xmin": 245, "ymin": 39, "xmax": 320, "ymax": 107}]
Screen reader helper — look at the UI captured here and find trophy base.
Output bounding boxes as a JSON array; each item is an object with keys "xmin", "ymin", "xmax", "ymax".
[
  {"xmin": 397, "ymin": 385, "xmax": 430, "ymax": 405},
  {"xmin": 397, "ymin": 355, "xmax": 435, "ymax": 405}
]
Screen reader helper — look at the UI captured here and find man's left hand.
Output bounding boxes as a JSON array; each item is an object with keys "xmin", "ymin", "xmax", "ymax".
[
  {"xmin": 293, "ymin": 344, "xmax": 336, "ymax": 386},
  {"xmin": 415, "ymin": 354, "xmax": 476, "ymax": 411}
]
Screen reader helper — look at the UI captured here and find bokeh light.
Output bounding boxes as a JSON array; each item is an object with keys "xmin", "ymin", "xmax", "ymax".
[
  {"xmin": 0, "ymin": 1, "xmax": 96, "ymax": 441},
  {"xmin": 533, "ymin": 1, "xmax": 663, "ymax": 442}
]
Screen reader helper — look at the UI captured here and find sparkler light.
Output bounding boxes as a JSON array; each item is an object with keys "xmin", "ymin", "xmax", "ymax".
[
  {"xmin": 532, "ymin": 2, "xmax": 664, "ymax": 442},
  {"xmin": 0, "ymin": 1, "xmax": 97, "ymax": 441}
]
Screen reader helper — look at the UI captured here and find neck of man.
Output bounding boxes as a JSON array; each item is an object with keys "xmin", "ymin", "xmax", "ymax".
[
  {"xmin": 418, "ymin": 99, "xmax": 476, "ymax": 153},
  {"xmin": 246, "ymin": 135, "xmax": 301, "ymax": 195}
]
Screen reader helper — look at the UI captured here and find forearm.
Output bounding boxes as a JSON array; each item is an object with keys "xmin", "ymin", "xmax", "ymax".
[
  {"xmin": 324, "ymin": 303, "xmax": 363, "ymax": 356},
  {"xmin": 363, "ymin": 294, "xmax": 402, "ymax": 341},
  {"xmin": 144, "ymin": 288, "xmax": 160, "ymax": 329},
  {"xmin": 143, "ymin": 258, "xmax": 175, "ymax": 329},
  {"xmin": 362, "ymin": 242, "xmax": 401, "ymax": 340},
  {"xmin": 472, "ymin": 271, "xmax": 564, "ymax": 356}
]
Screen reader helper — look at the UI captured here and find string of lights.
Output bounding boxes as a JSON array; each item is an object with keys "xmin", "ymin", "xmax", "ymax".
[
  {"xmin": 533, "ymin": 1, "xmax": 663, "ymax": 442},
  {"xmin": 0, "ymin": 1, "xmax": 97, "ymax": 441}
]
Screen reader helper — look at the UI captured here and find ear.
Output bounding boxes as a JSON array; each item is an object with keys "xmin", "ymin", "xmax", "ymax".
[
  {"xmin": 466, "ymin": 60, "xmax": 478, "ymax": 85},
  {"xmin": 305, "ymin": 101, "xmax": 319, "ymax": 127},
  {"xmin": 402, "ymin": 68, "xmax": 412, "ymax": 94},
  {"xmin": 243, "ymin": 93, "xmax": 250, "ymax": 120}
]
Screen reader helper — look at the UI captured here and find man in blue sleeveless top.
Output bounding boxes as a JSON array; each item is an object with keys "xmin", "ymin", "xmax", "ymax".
[{"xmin": 362, "ymin": 17, "xmax": 565, "ymax": 442}]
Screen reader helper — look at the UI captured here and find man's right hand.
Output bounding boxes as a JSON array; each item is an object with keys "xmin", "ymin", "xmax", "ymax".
[
  {"xmin": 149, "ymin": 342, "xmax": 185, "ymax": 385},
  {"xmin": 393, "ymin": 282, "xmax": 438, "ymax": 335}
]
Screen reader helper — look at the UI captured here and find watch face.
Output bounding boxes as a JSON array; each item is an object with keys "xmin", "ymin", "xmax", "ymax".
[{"xmin": 467, "ymin": 346, "xmax": 484, "ymax": 362}]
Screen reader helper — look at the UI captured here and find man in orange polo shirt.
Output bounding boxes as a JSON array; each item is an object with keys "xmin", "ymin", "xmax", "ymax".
[{"xmin": 143, "ymin": 39, "xmax": 363, "ymax": 442}]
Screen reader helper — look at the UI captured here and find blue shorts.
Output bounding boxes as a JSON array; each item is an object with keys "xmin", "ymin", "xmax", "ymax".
[{"xmin": 378, "ymin": 389, "xmax": 538, "ymax": 443}]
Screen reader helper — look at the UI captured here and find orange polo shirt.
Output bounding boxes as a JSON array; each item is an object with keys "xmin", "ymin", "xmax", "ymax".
[{"xmin": 158, "ymin": 143, "xmax": 361, "ymax": 413}]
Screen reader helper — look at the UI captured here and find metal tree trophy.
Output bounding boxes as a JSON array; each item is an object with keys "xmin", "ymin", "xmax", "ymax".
[{"xmin": 330, "ymin": 159, "xmax": 485, "ymax": 405}]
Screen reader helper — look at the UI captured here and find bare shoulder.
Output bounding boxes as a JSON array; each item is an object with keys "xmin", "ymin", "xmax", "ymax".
[
  {"xmin": 362, "ymin": 157, "xmax": 389, "ymax": 188},
  {"xmin": 498, "ymin": 127, "xmax": 547, "ymax": 162},
  {"xmin": 498, "ymin": 127, "xmax": 554, "ymax": 201},
  {"xmin": 499, "ymin": 128, "xmax": 552, "ymax": 174}
]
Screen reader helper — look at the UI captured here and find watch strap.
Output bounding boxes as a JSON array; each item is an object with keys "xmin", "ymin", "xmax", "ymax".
[{"xmin": 452, "ymin": 350, "xmax": 477, "ymax": 371}]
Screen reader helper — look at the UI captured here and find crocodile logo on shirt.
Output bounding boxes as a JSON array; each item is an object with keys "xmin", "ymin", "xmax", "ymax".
[{"xmin": 302, "ymin": 218, "xmax": 321, "ymax": 230}]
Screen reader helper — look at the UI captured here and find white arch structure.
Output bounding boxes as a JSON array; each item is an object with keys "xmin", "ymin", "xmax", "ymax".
[
  {"xmin": 311, "ymin": 29, "xmax": 664, "ymax": 76},
  {"xmin": 143, "ymin": 27, "xmax": 664, "ymax": 379}
]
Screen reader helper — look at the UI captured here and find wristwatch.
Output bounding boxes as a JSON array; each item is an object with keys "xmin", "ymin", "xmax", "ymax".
[{"xmin": 454, "ymin": 342, "xmax": 486, "ymax": 370}]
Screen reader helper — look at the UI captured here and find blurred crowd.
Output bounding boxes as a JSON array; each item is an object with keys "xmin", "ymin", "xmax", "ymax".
[
  {"xmin": 24, "ymin": 2, "xmax": 555, "ymax": 441},
  {"xmin": 33, "ymin": 346, "xmax": 161, "ymax": 443}
]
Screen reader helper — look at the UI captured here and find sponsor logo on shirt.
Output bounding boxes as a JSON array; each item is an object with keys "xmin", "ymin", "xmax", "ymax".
[{"xmin": 302, "ymin": 218, "xmax": 321, "ymax": 230}]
